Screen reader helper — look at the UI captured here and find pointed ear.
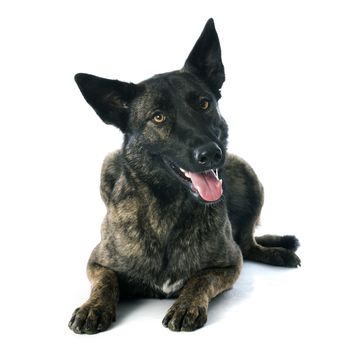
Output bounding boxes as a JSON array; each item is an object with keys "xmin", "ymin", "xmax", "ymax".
[
  {"xmin": 183, "ymin": 18, "xmax": 225, "ymax": 98},
  {"xmin": 74, "ymin": 73, "xmax": 140, "ymax": 132}
]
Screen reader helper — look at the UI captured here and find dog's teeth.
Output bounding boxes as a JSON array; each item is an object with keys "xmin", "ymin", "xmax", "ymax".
[
  {"xmin": 178, "ymin": 167, "xmax": 191, "ymax": 179},
  {"xmin": 180, "ymin": 167, "xmax": 191, "ymax": 180}
]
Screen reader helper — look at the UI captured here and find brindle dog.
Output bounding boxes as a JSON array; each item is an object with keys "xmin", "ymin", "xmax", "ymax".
[{"xmin": 68, "ymin": 18, "xmax": 300, "ymax": 334}]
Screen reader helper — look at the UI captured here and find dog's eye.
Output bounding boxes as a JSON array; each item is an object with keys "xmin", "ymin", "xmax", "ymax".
[
  {"xmin": 153, "ymin": 113, "xmax": 166, "ymax": 124},
  {"xmin": 199, "ymin": 98, "xmax": 210, "ymax": 110}
]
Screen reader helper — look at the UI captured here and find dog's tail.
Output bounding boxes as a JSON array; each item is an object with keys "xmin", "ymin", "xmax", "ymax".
[{"xmin": 255, "ymin": 234, "xmax": 300, "ymax": 252}]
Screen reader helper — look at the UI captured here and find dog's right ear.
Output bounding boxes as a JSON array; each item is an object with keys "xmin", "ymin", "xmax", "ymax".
[{"xmin": 74, "ymin": 73, "xmax": 140, "ymax": 132}]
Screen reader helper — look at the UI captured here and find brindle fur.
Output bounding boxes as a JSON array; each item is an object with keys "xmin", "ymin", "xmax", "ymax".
[
  {"xmin": 69, "ymin": 19, "xmax": 300, "ymax": 334},
  {"xmin": 69, "ymin": 263, "xmax": 119, "ymax": 334}
]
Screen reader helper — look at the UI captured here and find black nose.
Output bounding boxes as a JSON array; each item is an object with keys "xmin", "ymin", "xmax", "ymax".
[{"xmin": 193, "ymin": 142, "xmax": 223, "ymax": 168}]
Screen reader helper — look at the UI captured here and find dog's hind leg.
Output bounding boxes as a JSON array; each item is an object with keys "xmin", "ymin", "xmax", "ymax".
[
  {"xmin": 68, "ymin": 263, "xmax": 119, "ymax": 334},
  {"xmin": 224, "ymin": 155, "xmax": 301, "ymax": 267},
  {"xmin": 162, "ymin": 254, "xmax": 242, "ymax": 332}
]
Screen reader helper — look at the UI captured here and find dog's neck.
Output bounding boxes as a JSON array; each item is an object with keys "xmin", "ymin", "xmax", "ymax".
[{"xmin": 122, "ymin": 153, "xmax": 186, "ymax": 204}]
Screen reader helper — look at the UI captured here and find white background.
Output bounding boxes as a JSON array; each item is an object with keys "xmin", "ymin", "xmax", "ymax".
[{"xmin": 0, "ymin": 0, "xmax": 349, "ymax": 349}]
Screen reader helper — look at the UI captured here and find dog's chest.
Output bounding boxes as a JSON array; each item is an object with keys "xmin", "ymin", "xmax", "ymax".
[
  {"xmin": 140, "ymin": 204, "xmax": 228, "ymax": 273},
  {"xmin": 144, "ymin": 198, "xmax": 184, "ymax": 238},
  {"xmin": 100, "ymin": 197, "xmax": 233, "ymax": 297},
  {"xmin": 155, "ymin": 278, "xmax": 184, "ymax": 296}
]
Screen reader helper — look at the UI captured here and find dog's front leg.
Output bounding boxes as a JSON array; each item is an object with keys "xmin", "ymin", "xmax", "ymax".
[
  {"xmin": 69, "ymin": 263, "xmax": 119, "ymax": 334},
  {"xmin": 162, "ymin": 264, "xmax": 242, "ymax": 332}
]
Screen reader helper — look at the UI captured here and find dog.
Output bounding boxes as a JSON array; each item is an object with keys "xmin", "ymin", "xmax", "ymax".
[{"xmin": 68, "ymin": 18, "xmax": 300, "ymax": 334}]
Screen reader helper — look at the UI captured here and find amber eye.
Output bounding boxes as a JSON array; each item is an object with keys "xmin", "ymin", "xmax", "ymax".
[
  {"xmin": 153, "ymin": 113, "xmax": 166, "ymax": 124},
  {"xmin": 199, "ymin": 98, "xmax": 210, "ymax": 110}
]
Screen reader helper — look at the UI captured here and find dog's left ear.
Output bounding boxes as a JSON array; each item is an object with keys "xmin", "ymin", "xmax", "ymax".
[{"xmin": 183, "ymin": 18, "xmax": 225, "ymax": 99}]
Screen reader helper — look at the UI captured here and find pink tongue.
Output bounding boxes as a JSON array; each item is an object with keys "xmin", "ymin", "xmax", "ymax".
[{"xmin": 187, "ymin": 170, "xmax": 223, "ymax": 202}]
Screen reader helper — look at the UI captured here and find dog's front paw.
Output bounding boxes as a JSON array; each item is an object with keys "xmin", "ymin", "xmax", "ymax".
[
  {"xmin": 162, "ymin": 302, "xmax": 207, "ymax": 332},
  {"xmin": 68, "ymin": 303, "xmax": 115, "ymax": 334}
]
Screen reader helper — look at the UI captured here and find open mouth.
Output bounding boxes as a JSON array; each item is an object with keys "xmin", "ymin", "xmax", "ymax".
[{"xmin": 165, "ymin": 160, "xmax": 223, "ymax": 203}]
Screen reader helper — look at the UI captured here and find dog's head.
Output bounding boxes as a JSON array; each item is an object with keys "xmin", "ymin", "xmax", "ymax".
[{"xmin": 75, "ymin": 19, "xmax": 228, "ymax": 204}]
